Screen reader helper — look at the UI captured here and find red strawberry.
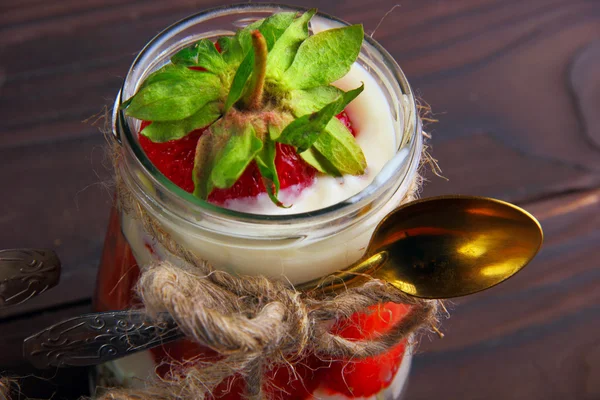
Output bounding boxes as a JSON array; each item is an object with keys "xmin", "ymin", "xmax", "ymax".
[
  {"xmin": 149, "ymin": 303, "xmax": 409, "ymax": 399},
  {"xmin": 320, "ymin": 303, "xmax": 411, "ymax": 397},
  {"xmin": 138, "ymin": 112, "xmax": 354, "ymax": 204},
  {"xmin": 138, "ymin": 121, "xmax": 203, "ymax": 193},
  {"xmin": 337, "ymin": 110, "xmax": 356, "ymax": 137}
]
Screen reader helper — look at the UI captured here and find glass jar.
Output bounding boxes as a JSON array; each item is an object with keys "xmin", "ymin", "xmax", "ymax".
[{"xmin": 94, "ymin": 4, "xmax": 423, "ymax": 399}]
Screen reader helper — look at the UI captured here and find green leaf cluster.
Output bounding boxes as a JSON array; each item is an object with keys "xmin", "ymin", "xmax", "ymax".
[{"xmin": 121, "ymin": 9, "xmax": 367, "ymax": 206}]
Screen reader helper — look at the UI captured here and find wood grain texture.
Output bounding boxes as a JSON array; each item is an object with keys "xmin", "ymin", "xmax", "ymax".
[
  {"xmin": 407, "ymin": 188, "xmax": 600, "ymax": 400},
  {"xmin": 0, "ymin": 135, "xmax": 111, "ymax": 319},
  {"xmin": 0, "ymin": 0, "xmax": 599, "ymax": 398}
]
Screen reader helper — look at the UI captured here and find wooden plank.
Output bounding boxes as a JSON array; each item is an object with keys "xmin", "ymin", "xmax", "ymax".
[
  {"xmin": 406, "ymin": 188, "xmax": 600, "ymax": 399},
  {"xmin": 0, "ymin": 135, "xmax": 111, "ymax": 318},
  {"xmin": 1, "ymin": 0, "xmax": 598, "ymax": 201}
]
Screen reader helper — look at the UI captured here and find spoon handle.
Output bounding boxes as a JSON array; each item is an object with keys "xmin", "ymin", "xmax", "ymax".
[
  {"xmin": 0, "ymin": 249, "xmax": 61, "ymax": 308},
  {"xmin": 297, "ymin": 252, "xmax": 388, "ymax": 294},
  {"xmin": 23, "ymin": 310, "xmax": 184, "ymax": 369}
]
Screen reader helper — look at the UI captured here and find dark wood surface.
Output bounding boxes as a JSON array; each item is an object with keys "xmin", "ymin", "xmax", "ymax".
[{"xmin": 1, "ymin": 0, "xmax": 599, "ymax": 399}]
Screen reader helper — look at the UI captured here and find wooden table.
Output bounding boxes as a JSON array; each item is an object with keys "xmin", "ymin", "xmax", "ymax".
[{"xmin": 1, "ymin": 0, "xmax": 599, "ymax": 399}]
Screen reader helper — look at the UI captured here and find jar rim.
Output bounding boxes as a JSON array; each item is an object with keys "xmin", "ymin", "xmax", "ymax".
[{"xmin": 115, "ymin": 3, "xmax": 422, "ymax": 224}]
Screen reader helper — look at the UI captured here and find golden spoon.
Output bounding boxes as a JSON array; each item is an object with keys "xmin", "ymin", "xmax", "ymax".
[
  {"xmin": 300, "ymin": 195, "xmax": 543, "ymax": 298},
  {"xmin": 24, "ymin": 195, "xmax": 543, "ymax": 368}
]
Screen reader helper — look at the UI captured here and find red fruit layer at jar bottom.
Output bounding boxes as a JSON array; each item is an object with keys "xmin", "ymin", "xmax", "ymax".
[
  {"xmin": 150, "ymin": 302, "xmax": 409, "ymax": 399},
  {"xmin": 95, "ymin": 209, "xmax": 410, "ymax": 399},
  {"xmin": 138, "ymin": 111, "xmax": 356, "ymax": 203}
]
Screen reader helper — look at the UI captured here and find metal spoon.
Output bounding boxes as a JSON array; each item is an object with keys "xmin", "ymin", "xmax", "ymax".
[
  {"xmin": 24, "ymin": 195, "xmax": 543, "ymax": 368},
  {"xmin": 0, "ymin": 249, "xmax": 61, "ymax": 308},
  {"xmin": 300, "ymin": 195, "xmax": 543, "ymax": 298}
]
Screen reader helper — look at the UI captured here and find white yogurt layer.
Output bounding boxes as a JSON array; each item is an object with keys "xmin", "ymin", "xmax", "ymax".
[{"xmin": 224, "ymin": 61, "xmax": 398, "ymax": 214}]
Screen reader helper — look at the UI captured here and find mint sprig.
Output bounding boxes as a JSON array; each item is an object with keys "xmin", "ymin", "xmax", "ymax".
[{"xmin": 121, "ymin": 9, "xmax": 367, "ymax": 207}]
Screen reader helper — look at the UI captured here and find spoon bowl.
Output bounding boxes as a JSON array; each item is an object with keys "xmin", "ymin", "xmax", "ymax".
[{"xmin": 303, "ymin": 196, "xmax": 543, "ymax": 298}]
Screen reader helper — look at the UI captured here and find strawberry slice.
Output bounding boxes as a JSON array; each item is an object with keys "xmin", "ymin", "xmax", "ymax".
[
  {"xmin": 320, "ymin": 302, "xmax": 411, "ymax": 397},
  {"xmin": 337, "ymin": 110, "xmax": 356, "ymax": 137},
  {"xmin": 263, "ymin": 354, "xmax": 324, "ymax": 400},
  {"xmin": 149, "ymin": 303, "xmax": 409, "ymax": 399},
  {"xmin": 150, "ymin": 339, "xmax": 323, "ymax": 399},
  {"xmin": 138, "ymin": 112, "xmax": 354, "ymax": 204},
  {"xmin": 138, "ymin": 122, "xmax": 203, "ymax": 193}
]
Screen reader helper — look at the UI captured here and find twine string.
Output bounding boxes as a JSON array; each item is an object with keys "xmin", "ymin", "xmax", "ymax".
[{"xmin": 96, "ymin": 123, "xmax": 439, "ymax": 399}]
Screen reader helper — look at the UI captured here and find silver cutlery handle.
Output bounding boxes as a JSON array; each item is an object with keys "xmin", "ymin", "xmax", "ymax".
[
  {"xmin": 23, "ymin": 310, "xmax": 184, "ymax": 369},
  {"xmin": 0, "ymin": 249, "xmax": 61, "ymax": 308}
]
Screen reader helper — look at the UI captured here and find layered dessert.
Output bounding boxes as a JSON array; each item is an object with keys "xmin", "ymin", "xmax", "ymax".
[{"xmin": 95, "ymin": 6, "xmax": 421, "ymax": 399}]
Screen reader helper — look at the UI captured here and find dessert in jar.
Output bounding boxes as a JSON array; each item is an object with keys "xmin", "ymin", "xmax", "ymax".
[{"xmin": 94, "ymin": 4, "xmax": 423, "ymax": 399}]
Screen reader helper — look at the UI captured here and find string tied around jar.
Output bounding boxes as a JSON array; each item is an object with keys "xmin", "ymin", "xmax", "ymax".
[{"xmin": 95, "ymin": 104, "xmax": 441, "ymax": 400}]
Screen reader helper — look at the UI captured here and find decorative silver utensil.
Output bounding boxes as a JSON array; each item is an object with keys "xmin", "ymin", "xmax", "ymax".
[
  {"xmin": 23, "ymin": 310, "xmax": 183, "ymax": 369},
  {"xmin": 0, "ymin": 249, "xmax": 61, "ymax": 308}
]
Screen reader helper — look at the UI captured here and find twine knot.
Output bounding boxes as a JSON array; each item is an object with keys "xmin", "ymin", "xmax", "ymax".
[{"xmin": 131, "ymin": 260, "xmax": 436, "ymax": 399}]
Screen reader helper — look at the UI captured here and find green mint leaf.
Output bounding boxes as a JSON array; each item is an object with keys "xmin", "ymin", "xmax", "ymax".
[
  {"xmin": 267, "ymin": 9, "xmax": 316, "ymax": 79},
  {"xmin": 276, "ymin": 84, "xmax": 364, "ymax": 152},
  {"xmin": 313, "ymin": 117, "xmax": 366, "ymax": 175},
  {"xmin": 224, "ymin": 13, "xmax": 298, "ymax": 112},
  {"xmin": 123, "ymin": 66, "xmax": 221, "ymax": 121},
  {"xmin": 282, "ymin": 24, "xmax": 364, "ymax": 89},
  {"xmin": 170, "ymin": 39, "xmax": 227, "ymax": 74},
  {"xmin": 211, "ymin": 124, "xmax": 263, "ymax": 189},
  {"xmin": 255, "ymin": 126, "xmax": 285, "ymax": 207},
  {"xmin": 140, "ymin": 102, "xmax": 221, "ymax": 142},
  {"xmin": 217, "ymin": 36, "xmax": 244, "ymax": 64},
  {"xmin": 300, "ymin": 147, "xmax": 341, "ymax": 176}
]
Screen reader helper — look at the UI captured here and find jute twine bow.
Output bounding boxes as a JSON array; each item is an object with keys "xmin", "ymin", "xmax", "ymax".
[{"xmin": 97, "ymin": 116, "xmax": 441, "ymax": 399}]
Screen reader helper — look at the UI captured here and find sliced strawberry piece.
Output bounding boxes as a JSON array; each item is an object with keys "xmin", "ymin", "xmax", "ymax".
[
  {"xmin": 264, "ymin": 354, "xmax": 324, "ymax": 400},
  {"xmin": 138, "ymin": 113, "xmax": 354, "ymax": 204},
  {"xmin": 149, "ymin": 303, "xmax": 410, "ymax": 399},
  {"xmin": 320, "ymin": 303, "xmax": 411, "ymax": 397},
  {"xmin": 337, "ymin": 110, "xmax": 356, "ymax": 137},
  {"xmin": 138, "ymin": 121, "xmax": 204, "ymax": 193},
  {"xmin": 150, "ymin": 341, "xmax": 323, "ymax": 399},
  {"xmin": 208, "ymin": 161, "xmax": 267, "ymax": 203}
]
